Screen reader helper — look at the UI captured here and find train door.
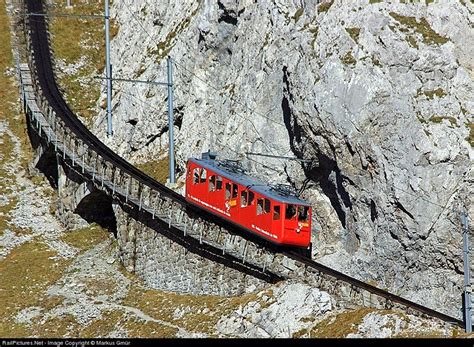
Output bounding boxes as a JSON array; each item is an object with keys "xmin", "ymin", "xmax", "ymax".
[
  {"xmin": 283, "ymin": 203, "xmax": 298, "ymax": 243},
  {"xmin": 271, "ymin": 203, "xmax": 283, "ymax": 240},
  {"xmin": 224, "ymin": 179, "xmax": 239, "ymax": 217},
  {"xmin": 255, "ymin": 195, "xmax": 272, "ymax": 239},
  {"xmin": 239, "ymin": 188, "xmax": 255, "ymax": 229},
  {"xmin": 207, "ymin": 173, "xmax": 225, "ymax": 211},
  {"xmin": 190, "ymin": 165, "xmax": 208, "ymax": 202}
]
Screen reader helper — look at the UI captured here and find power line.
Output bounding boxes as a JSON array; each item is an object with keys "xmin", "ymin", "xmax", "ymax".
[{"xmin": 120, "ymin": 4, "xmax": 288, "ymax": 168}]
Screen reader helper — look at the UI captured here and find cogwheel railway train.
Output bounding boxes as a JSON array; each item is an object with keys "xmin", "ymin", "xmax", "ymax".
[{"xmin": 185, "ymin": 152, "xmax": 312, "ymax": 254}]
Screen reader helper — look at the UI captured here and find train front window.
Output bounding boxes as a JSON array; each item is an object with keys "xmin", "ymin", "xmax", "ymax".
[
  {"xmin": 209, "ymin": 175, "xmax": 216, "ymax": 191},
  {"xmin": 298, "ymin": 206, "xmax": 309, "ymax": 221},
  {"xmin": 193, "ymin": 168, "xmax": 199, "ymax": 184},
  {"xmin": 273, "ymin": 205, "xmax": 281, "ymax": 220},
  {"xmin": 241, "ymin": 190, "xmax": 248, "ymax": 207},
  {"xmin": 200, "ymin": 169, "xmax": 207, "ymax": 183},
  {"xmin": 225, "ymin": 183, "xmax": 231, "ymax": 199},
  {"xmin": 285, "ymin": 204, "xmax": 297, "ymax": 220},
  {"xmin": 216, "ymin": 176, "xmax": 223, "ymax": 190}
]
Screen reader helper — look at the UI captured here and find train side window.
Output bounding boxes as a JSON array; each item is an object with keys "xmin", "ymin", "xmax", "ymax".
[
  {"xmin": 216, "ymin": 176, "xmax": 223, "ymax": 190},
  {"xmin": 209, "ymin": 175, "xmax": 216, "ymax": 191},
  {"xmin": 241, "ymin": 190, "xmax": 248, "ymax": 207},
  {"xmin": 273, "ymin": 205, "xmax": 281, "ymax": 220},
  {"xmin": 232, "ymin": 184, "xmax": 238, "ymax": 199},
  {"xmin": 285, "ymin": 204, "xmax": 297, "ymax": 220},
  {"xmin": 248, "ymin": 191, "xmax": 254, "ymax": 205},
  {"xmin": 200, "ymin": 168, "xmax": 207, "ymax": 183},
  {"xmin": 264, "ymin": 199, "xmax": 271, "ymax": 214},
  {"xmin": 225, "ymin": 183, "xmax": 231, "ymax": 199},
  {"xmin": 256, "ymin": 198, "xmax": 264, "ymax": 215},
  {"xmin": 193, "ymin": 168, "xmax": 200, "ymax": 184},
  {"xmin": 298, "ymin": 206, "xmax": 309, "ymax": 221}
]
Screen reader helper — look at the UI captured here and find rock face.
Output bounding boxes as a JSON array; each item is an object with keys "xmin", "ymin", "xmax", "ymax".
[{"xmin": 91, "ymin": 0, "xmax": 473, "ymax": 317}]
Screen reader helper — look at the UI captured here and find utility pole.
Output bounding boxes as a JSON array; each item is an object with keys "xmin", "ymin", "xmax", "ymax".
[
  {"xmin": 105, "ymin": 0, "xmax": 113, "ymax": 137},
  {"xmin": 167, "ymin": 56, "xmax": 175, "ymax": 185},
  {"xmin": 462, "ymin": 209, "xmax": 472, "ymax": 333},
  {"xmin": 66, "ymin": 0, "xmax": 72, "ymax": 7}
]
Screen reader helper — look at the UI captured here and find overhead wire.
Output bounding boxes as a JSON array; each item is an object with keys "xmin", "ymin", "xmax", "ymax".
[
  {"xmin": 36, "ymin": 2, "xmax": 470, "ymax": 232},
  {"xmin": 120, "ymin": 2, "xmax": 289, "ymax": 169}
]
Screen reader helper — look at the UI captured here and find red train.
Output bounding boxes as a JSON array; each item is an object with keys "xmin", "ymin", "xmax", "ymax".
[{"xmin": 185, "ymin": 152, "xmax": 312, "ymax": 251}]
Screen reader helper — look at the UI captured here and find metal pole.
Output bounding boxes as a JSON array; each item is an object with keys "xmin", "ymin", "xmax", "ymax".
[
  {"xmin": 462, "ymin": 210, "xmax": 472, "ymax": 333},
  {"xmin": 66, "ymin": 0, "xmax": 71, "ymax": 7},
  {"xmin": 105, "ymin": 0, "xmax": 113, "ymax": 136},
  {"xmin": 167, "ymin": 56, "xmax": 175, "ymax": 184}
]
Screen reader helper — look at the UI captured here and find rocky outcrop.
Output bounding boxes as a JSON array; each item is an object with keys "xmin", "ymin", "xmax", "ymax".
[{"xmin": 91, "ymin": 0, "xmax": 473, "ymax": 317}]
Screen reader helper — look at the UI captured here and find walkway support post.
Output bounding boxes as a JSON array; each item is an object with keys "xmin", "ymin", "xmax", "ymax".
[
  {"xmin": 462, "ymin": 209, "xmax": 472, "ymax": 333},
  {"xmin": 105, "ymin": 0, "xmax": 113, "ymax": 136},
  {"xmin": 167, "ymin": 56, "xmax": 175, "ymax": 185}
]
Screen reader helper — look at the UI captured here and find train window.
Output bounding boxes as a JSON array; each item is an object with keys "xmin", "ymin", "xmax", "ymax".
[
  {"xmin": 232, "ymin": 184, "xmax": 238, "ymax": 199},
  {"xmin": 248, "ymin": 191, "xmax": 254, "ymax": 205},
  {"xmin": 273, "ymin": 205, "xmax": 281, "ymax": 220},
  {"xmin": 225, "ymin": 183, "xmax": 231, "ymax": 199},
  {"xmin": 264, "ymin": 199, "xmax": 270, "ymax": 214},
  {"xmin": 241, "ymin": 190, "xmax": 248, "ymax": 207},
  {"xmin": 193, "ymin": 168, "xmax": 199, "ymax": 184},
  {"xmin": 256, "ymin": 198, "xmax": 264, "ymax": 215},
  {"xmin": 298, "ymin": 206, "xmax": 309, "ymax": 221},
  {"xmin": 216, "ymin": 176, "xmax": 223, "ymax": 190},
  {"xmin": 285, "ymin": 204, "xmax": 297, "ymax": 220},
  {"xmin": 209, "ymin": 175, "xmax": 216, "ymax": 191},
  {"xmin": 200, "ymin": 168, "xmax": 207, "ymax": 183}
]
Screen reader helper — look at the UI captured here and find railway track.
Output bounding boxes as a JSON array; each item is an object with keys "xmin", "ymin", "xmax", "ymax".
[{"xmin": 22, "ymin": 0, "xmax": 464, "ymax": 329}]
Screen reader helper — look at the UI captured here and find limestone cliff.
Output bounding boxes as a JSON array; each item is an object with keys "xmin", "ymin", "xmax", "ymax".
[{"xmin": 91, "ymin": 0, "xmax": 473, "ymax": 317}]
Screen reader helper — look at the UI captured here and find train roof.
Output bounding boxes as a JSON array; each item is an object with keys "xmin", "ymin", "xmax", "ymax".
[{"xmin": 188, "ymin": 156, "xmax": 311, "ymax": 206}]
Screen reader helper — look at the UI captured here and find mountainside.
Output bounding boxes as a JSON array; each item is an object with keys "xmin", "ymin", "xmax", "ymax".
[{"xmin": 87, "ymin": 0, "xmax": 474, "ymax": 317}]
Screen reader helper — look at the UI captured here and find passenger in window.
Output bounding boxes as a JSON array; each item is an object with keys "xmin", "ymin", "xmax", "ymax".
[
  {"xmin": 225, "ymin": 183, "xmax": 231, "ymax": 199},
  {"xmin": 193, "ymin": 169, "xmax": 199, "ymax": 184},
  {"xmin": 285, "ymin": 204, "xmax": 296, "ymax": 219},
  {"xmin": 273, "ymin": 206, "xmax": 281, "ymax": 220},
  {"xmin": 257, "ymin": 199, "xmax": 263, "ymax": 215},
  {"xmin": 241, "ymin": 191, "xmax": 248, "ymax": 207},
  {"xmin": 298, "ymin": 206, "xmax": 309, "ymax": 221},
  {"xmin": 209, "ymin": 175, "xmax": 216, "ymax": 191},
  {"xmin": 216, "ymin": 176, "xmax": 223, "ymax": 190},
  {"xmin": 200, "ymin": 169, "xmax": 207, "ymax": 183}
]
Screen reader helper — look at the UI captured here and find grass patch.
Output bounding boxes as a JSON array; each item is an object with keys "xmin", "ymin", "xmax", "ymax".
[
  {"xmin": 406, "ymin": 35, "xmax": 419, "ymax": 48},
  {"xmin": 345, "ymin": 27, "xmax": 360, "ymax": 43},
  {"xmin": 423, "ymin": 88, "xmax": 446, "ymax": 99},
  {"xmin": 292, "ymin": 8, "xmax": 304, "ymax": 22},
  {"xmin": 308, "ymin": 308, "xmax": 376, "ymax": 338},
  {"xmin": 429, "ymin": 116, "xmax": 457, "ymax": 126},
  {"xmin": 0, "ymin": 241, "xmax": 70, "ymax": 337},
  {"xmin": 318, "ymin": 0, "xmax": 333, "ymax": 13},
  {"xmin": 371, "ymin": 55, "xmax": 381, "ymax": 67},
  {"xmin": 136, "ymin": 157, "xmax": 169, "ymax": 184},
  {"xmin": 389, "ymin": 12, "xmax": 449, "ymax": 46},
  {"xmin": 60, "ymin": 223, "xmax": 109, "ymax": 251},
  {"xmin": 48, "ymin": 0, "xmax": 119, "ymax": 123},
  {"xmin": 341, "ymin": 51, "xmax": 356, "ymax": 66},
  {"xmin": 466, "ymin": 122, "xmax": 474, "ymax": 147}
]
